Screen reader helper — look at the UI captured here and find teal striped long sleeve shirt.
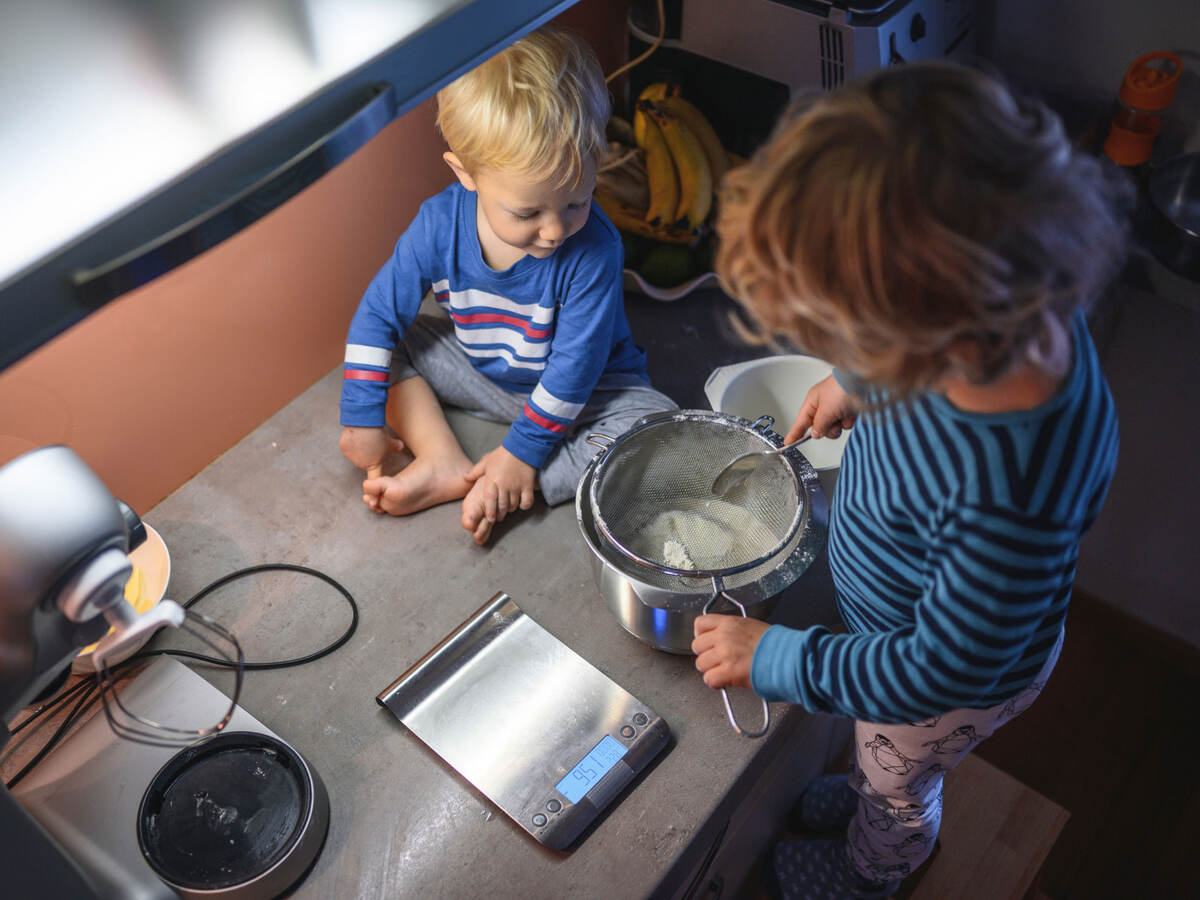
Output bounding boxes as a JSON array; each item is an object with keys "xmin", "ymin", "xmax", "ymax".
[{"xmin": 750, "ymin": 312, "xmax": 1118, "ymax": 723}]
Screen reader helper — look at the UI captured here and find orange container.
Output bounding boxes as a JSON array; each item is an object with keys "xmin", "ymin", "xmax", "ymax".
[{"xmin": 1103, "ymin": 51, "xmax": 1184, "ymax": 166}]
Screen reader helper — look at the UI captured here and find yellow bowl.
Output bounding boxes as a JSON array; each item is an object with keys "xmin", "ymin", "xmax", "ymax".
[{"xmin": 72, "ymin": 523, "xmax": 171, "ymax": 673}]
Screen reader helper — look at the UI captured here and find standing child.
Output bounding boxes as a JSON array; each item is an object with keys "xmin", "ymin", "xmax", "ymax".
[
  {"xmin": 692, "ymin": 63, "xmax": 1130, "ymax": 898},
  {"xmin": 338, "ymin": 27, "xmax": 675, "ymax": 544}
]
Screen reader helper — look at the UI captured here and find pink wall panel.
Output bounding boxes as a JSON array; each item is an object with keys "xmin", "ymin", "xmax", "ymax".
[{"xmin": 0, "ymin": 101, "xmax": 450, "ymax": 512}]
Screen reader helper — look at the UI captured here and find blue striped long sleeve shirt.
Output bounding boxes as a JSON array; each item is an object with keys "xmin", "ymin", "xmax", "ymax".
[
  {"xmin": 339, "ymin": 183, "xmax": 648, "ymax": 468},
  {"xmin": 750, "ymin": 312, "xmax": 1118, "ymax": 723}
]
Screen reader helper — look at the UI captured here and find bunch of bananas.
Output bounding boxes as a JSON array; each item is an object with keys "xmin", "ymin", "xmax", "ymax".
[{"xmin": 595, "ymin": 83, "xmax": 731, "ymax": 249}]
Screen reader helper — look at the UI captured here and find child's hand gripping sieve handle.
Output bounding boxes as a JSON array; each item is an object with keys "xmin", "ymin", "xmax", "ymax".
[{"xmin": 702, "ymin": 591, "xmax": 770, "ymax": 739}]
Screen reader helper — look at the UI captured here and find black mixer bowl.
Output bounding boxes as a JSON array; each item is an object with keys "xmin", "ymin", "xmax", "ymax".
[{"xmin": 138, "ymin": 732, "xmax": 328, "ymax": 897}]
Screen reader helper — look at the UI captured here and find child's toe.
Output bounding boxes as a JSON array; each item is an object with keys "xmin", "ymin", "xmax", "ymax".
[
  {"xmin": 461, "ymin": 492, "xmax": 483, "ymax": 530},
  {"xmin": 472, "ymin": 518, "xmax": 493, "ymax": 545}
]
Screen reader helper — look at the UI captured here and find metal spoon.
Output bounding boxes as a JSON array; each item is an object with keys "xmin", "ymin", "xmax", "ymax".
[{"xmin": 710, "ymin": 433, "xmax": 812, "ymax": 497}]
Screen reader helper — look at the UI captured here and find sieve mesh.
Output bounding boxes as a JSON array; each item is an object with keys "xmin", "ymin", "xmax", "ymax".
[{"xmin": 589, "ymin": 416, "xmax": 802, "ymax": 576}]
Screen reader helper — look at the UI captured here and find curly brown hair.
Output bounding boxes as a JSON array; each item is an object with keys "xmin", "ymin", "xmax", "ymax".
[{"xmin": 715, "ymin": 62, "xmax": 1131, "ymax": 394}]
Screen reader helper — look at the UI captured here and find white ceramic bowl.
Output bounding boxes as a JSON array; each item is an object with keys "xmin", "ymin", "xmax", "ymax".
[
  {"xmin": 704, "ymin": 355, "xmax": 849, "ymax": 471},
  {"xmin": 72, "ymin": 523, "xmax": 171, "ymax": 673}
]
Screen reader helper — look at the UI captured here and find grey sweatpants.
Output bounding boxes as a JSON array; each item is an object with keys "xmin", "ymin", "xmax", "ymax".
[
  {"xmin": 844, "ymin": 628, "xmax": 1064, "ymax": 883},
  {"xmin": 390, "ymin": 314, "xmax": 678, "ymax": 505}
]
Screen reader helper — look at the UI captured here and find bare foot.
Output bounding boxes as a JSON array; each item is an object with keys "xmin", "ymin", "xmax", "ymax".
[
  {"xmin": 381, "ymin": 439, "xmax": 414, "ymax": 475},
  {"xmin": 362, "ymin": 442, "xmax": 417, "ymax": 511},
  {"xmin": 363, "ymin": 453, "xmax": 472, "ymax": 516},
  {"xmin": 461, "ymin": 481, "xmax": 496, "ymax": 545}
]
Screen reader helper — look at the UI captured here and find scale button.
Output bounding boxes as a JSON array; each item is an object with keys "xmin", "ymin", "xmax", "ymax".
[
  {"xmin": 621, "ymin": 725, "xmax": 635, "ymax": 738},
  {"xmin": 533, "ymin": 813, "xmax": 548, "ymax": 827},
  {"xmin": 633, "ymin": 713, "xmax": 648, "ymax": 726},
  {"xmin": 547, "ymin": 800, "xmax": 562, "ymax": 813}
]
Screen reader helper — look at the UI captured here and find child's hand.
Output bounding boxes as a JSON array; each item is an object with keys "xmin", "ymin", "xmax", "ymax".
[
  {"xmin": 691, "ymin": 614, "xmax": 770, "ymax": 690},
  {"xmin": 786, "ymin": 374, "xmax": 859, "ymax": 442},
  {"xmin": 339, "ymin": 426, "xmax": 399, "ymax": 477},
  {"xmin": 461, "ymin": 446, "xmax": 537, "ymax": 542}
]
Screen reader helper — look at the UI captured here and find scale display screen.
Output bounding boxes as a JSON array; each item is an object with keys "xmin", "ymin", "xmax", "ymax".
[{"xmin": 555, "ymin": 734, "xmax": 628, "ymax": 804}]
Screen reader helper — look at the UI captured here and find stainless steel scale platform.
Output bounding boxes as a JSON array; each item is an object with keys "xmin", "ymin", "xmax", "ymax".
[{"xmin": 378, "ymin": 592, "xmax": 670, "ymax": 850}]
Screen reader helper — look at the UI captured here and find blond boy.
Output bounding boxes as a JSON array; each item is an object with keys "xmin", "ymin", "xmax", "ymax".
[{"xmin": 339, "ymin": 28, "xmax": 675, "ymax": 543}]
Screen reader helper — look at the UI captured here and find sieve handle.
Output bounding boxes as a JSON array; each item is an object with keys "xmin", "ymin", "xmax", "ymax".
[
  {"xmin": 703, "ymin": 591, "xmax": 771, "ymax": 739},
  {"xmin": 586, "ymin": 432, "xmax": 615, "ymax": 451},
  {"xmin": 586, "ymin": 404, "xmax": 678, "ymax": 452},
  {"xmin": 749, "ymin": 415, "xmax": 776, "ymax": 433}
]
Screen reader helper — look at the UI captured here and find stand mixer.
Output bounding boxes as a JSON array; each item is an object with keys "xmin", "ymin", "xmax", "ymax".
[{"xmin": 0, "ymin": 446, "xmax": 327, "ymax": 899}]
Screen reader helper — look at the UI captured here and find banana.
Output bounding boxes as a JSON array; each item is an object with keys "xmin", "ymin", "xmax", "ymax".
[
  {"xmin": 642, "ymin": 101, "xmax": 712, "ymax": 230},
  {"xmin": 640, "ymin": 115, "xmax": 679, "ymax": 228},
  {"xmin": 594, "ymin": 190, "xmax": 693, "ymax": 244},
  {"xmin": 633, "ymin": 82, "xmax": 673, "ymax": 147},
  {"xmin": 597, "ymin": 162, "xmax": 649, "ymax": 212},
  {"xmin": 656, "ymin": 96, "xmax": 728, "ymax": 185}
]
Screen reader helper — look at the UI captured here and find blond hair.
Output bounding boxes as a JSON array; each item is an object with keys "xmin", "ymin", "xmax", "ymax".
[
  {"xmin": 716, "ymin": 62, "xmax": 1131, "ymax": 394},
  {"xmin": 435, "ymin": 27, "xmax": 609, "ymax": 188}
]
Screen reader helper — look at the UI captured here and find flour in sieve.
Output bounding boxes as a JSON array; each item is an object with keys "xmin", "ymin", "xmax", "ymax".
[
  {"xmin": 662, "ymin": 539, "xmax": 695, "ymax": 570},
  {"xmin": 634, "ymin": 500, "xmax": 778, "ymax": 571}
]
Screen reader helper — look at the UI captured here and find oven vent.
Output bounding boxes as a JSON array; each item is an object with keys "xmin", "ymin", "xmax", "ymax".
[{"xmin": 819, "ymin": 23, "xmax": 846, "ymax": 90}]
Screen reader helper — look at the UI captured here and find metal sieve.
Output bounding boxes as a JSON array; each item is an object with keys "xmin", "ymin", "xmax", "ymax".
[
  {"xmin": 587, "ymin": 411, "xmax": 804, "ymax": 580},
  {"xmin": 584, "ymin": 410, "xmax": 810, "ymax": 739}
]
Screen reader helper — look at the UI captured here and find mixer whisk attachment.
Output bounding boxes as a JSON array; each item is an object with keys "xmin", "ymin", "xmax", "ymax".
[{"xmin": 94, "ymin": 607, "xmax": 245, "ymax": 748}]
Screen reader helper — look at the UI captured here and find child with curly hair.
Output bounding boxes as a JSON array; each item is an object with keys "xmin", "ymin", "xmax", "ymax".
[{"xmin": 693, "ymin": 62, "xmax": 1130, "ymax": 898}]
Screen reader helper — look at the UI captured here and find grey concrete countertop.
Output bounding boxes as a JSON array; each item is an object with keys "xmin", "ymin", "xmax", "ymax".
[{"xmin": 134, "ymin": 365, "xmax": 842, "ymax": 899}]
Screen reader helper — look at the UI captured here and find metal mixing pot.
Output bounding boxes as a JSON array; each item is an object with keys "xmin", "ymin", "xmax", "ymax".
[
  {"xmin": 1145, "ymin": 151, "xmax": 1200, "ymax": 281},
  {"xmin": 575, "ymin": 411, "xmax": 828, "ymax": 654}
]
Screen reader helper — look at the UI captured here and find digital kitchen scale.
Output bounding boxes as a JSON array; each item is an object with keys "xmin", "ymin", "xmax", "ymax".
[{"xmin": 377, "ymin": 592, "xmax": 670, "ymax": 850}]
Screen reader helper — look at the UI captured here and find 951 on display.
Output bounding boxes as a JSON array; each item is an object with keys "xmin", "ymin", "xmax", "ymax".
[
  {"xmin": 535, "ymin": 718, "xmax": 669, "ymax": 849},
  {"xmin": 556, "ymin": 734, "xmax": 628, "ymax": 803}
]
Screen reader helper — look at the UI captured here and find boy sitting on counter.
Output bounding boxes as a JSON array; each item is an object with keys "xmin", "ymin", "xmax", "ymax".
[{"xmin": 338, "ymin": 27, "xmax": 675, "ymax": 544}]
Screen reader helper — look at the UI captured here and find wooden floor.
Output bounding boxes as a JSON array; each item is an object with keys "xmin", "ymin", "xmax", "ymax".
[
  {"xmin": 735, "ymin": 590, "xmax": 1200, "ymax": 900},
  {"xmin": 973, "ymin": 591, "xmax": 1200, "ymax": 899}
]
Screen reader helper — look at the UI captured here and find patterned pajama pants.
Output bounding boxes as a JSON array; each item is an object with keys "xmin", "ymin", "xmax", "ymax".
[{"xmin": 844, "ymin": 629, "xmax": 1064, "ymax": 884}]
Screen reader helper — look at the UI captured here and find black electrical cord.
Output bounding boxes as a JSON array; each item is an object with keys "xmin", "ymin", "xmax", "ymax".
[
  {"xmin": 4, "ymin": 563, "xmax": 358, "ymax": 789},
  {"xmin": 9, "ymin": 674, "xmax": 96, "ymax": 737},
  {"xmin": 172, "ymin": 563, "xmax": 359, "ymax": 670},
  {"xmin": 4, "ymin": 681, "xmax": 104, "ymax": 789}
]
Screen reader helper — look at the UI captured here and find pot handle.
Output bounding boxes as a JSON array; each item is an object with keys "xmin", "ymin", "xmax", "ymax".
[{"xmin": 702, "ymin": 591, "xmax": 770, "ymax": 739}]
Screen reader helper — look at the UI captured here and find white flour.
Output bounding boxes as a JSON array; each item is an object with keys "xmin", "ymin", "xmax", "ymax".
[
  {"xmin": 636, "ymin": 502, "xmax": 775, "ymax": 571},
  {"xmin": 661, "ymin": 538, "xmax": 695, "ymax": 570}
]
